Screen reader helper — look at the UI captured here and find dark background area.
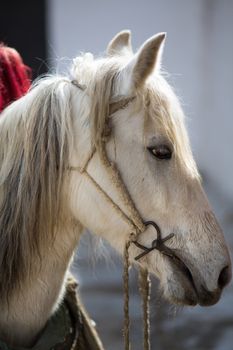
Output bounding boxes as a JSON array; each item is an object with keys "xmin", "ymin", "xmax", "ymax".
[{"xmin": 0, "ymin": 0, "xmax": 47, "ymax": 78}]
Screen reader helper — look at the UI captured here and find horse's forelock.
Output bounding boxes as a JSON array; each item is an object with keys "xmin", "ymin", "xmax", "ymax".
[{"xmin": 89, "ymin": 64, "xmax": 119, "ymax": 153}]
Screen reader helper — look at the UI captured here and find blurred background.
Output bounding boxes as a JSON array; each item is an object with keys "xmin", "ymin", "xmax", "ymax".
[{"xmin": 1, "ymin": 0, "xmax": 233, "ymax": 349}]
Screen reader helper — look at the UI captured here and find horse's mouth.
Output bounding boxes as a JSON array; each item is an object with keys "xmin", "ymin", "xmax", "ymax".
[
  {"xmin": 164, "ymin": 250, "xmax": 199, "ymax": 306},
  {"xmin": 166, "ymin": 251, "xmax": 222, "ymax": 307}
]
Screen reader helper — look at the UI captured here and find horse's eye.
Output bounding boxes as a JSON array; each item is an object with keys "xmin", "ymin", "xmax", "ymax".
[{"xmin": 147, "ymin": 145, "xmax": 172, "ymax": 160}]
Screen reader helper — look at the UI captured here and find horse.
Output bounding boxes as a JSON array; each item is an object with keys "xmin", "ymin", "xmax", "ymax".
[{"xmin": 0, "ymin": 30, "xmax": 231, "ymax": 349}]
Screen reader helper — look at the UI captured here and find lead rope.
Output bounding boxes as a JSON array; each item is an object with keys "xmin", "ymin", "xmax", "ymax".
[
  {"xmin": 124, "ymin": 239, "xmax": 151, "ymax": 350},
  {"xmin": 139, "ymin": 267, "xmax": 151, "ymax": 350},
  {"xmin": 123, "ymin": 239, "xmax": 132, "ymax": 350}
]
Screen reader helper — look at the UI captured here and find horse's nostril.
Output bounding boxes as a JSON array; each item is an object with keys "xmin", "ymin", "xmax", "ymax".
[{"xmin": 218, "ymin": 265, "xmax": 232, "ymax": 289}]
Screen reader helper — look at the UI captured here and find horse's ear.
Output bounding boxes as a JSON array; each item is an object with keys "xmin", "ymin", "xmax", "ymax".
[
  {"xmin": 107, "ymin": 30, "xmax": 133, "ymax": 56},
  {"xmin": 122, "ymin": 33, "xmax": 166, "ymax": 91}
]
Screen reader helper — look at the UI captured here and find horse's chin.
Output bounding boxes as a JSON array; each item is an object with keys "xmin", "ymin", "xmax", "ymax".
[
  {"xmin": 160, "ymin": 259, "xmax": 222, "ymax": 307},
  {"xmin": 161, "ymin": 267, "xmax": 198, "ymax": 307}
]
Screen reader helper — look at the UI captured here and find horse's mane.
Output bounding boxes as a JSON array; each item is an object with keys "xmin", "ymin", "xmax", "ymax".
[
  {"xmin": 0, "ymin": 76, "xmax": 74, "ymax": 299},
  {"xmin": 0, "ymin": 53, "xmax": 122, "ymax": 300}
]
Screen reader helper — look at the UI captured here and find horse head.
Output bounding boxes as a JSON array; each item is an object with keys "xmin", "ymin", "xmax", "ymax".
[{"xmin": 69, "ymin": 31, "xmax": 231, "ymax": 307}]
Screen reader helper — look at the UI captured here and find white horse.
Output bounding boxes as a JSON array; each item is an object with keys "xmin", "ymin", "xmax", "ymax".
[{"xmin": 0, "ymin": 31, "xmax": 231, "ymax": 348}]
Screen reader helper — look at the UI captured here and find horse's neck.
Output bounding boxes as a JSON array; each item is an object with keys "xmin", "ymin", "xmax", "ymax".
[{"xmin": 0, "ymin": 222, "xmax": 82, "ymax": 348}]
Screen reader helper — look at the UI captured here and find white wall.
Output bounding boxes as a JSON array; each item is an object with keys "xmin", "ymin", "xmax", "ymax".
[{"xmin": 47, "ymin": 0, "xmax": 233, "ymax": 217}]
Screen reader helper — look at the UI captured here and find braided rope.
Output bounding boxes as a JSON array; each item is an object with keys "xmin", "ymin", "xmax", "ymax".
[
  {"xmin": 123, "ymin": 241, "xmax": 152, "ymax": 350},
  {"xmin": 99, "ymin": 145, "xmax": 145, "ymax": 233},
  {"xmin": 123, "ymin": 239, "xmax": 132, "ymax": 350},
  {"xmin": 139, "ymin": 267, "xmax": 151, "ymax": 350},
  {"xmin": 82, "ymin": 171, "xmax": 137, "ymax": 234}
]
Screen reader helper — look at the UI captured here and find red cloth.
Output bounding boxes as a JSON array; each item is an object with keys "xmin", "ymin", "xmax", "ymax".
[{"xmin": 0, "ymin": 44, "xmax": 31, "ymax": 112}]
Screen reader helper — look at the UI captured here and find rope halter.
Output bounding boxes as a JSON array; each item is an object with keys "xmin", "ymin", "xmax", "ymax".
[{"xmin": 70, "ymin": 79, "xmax": 175, "ymax": 350}]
